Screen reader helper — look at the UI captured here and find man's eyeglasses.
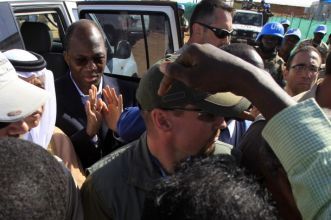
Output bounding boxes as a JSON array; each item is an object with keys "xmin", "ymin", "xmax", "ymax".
[
  {"xmin": 196, "ymin": 22, "xmax": 233, "ymax": 39},
  {"xmin": 73, "ymin": 55, "xmax": 106, "ymax": 66},
  {"xmin": 290, "ymin": 64, "xmax": 320, "ymax": 73},
  {"xmin": 162, "ymin": 107, "xmax": 218, "ymax": 122}
]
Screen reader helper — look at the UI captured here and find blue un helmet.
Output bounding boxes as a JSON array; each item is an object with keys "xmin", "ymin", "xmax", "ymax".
[
  {"xmin": 256, "ymin": 22, "xmax": 284, "ymax": 42},
  {"xmin": 285, "ymin": 28, "xmax": 301, "ymax": 40},
  {"xmin": 178, "ymin": 4, "xmax": 185, "ymax": 11},
  {"xmin": 314, "ymin": 24, "xmax": 327, "ymax": 35},
  {"xmin": 280, "ymin": 19, "xmax": 291, "ymax": 26}
]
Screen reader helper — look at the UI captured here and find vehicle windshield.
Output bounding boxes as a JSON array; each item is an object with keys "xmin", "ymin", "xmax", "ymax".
[{"xmin": 233, "ymin": 12, "xmax": 262, "ymax": 26}]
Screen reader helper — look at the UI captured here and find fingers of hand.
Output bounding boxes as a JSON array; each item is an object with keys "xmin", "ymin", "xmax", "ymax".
[
  {"xmin": 118, "ymin": 94, "xmax": 123, "ymax": 111},
  {"xmin": 96, "ymin": 98, "xmax": 104, "ymax": 112},
  {"xmin": 89, "ymin": 85, "xmax": 97, "ymax": 108},
  {"xmin": 103, "ymin": 86, "xmax": 120, "ymax": 107},
  {"xmin": 109, "ymin": 88, "xmax": 119, "ymax": 106},
  {"xmin": 158, "ymin": 75, "xmax": 174, "ymax": 96},
  {"xmin": 85, "ymin": 100, "xmax": 92, "ymax": 114}
]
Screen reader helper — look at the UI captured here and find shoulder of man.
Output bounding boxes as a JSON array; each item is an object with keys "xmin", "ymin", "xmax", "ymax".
[
  {"xmin": 86, "ymin": 141, "xmax": 135, "ymax": 175},
  {"xmin": 318, "ymin": 42, "xmax": 329, "ymax": 53},
  {"xmin": 55, "ymin": 74, "xmax": 71, "ymax": 91}
]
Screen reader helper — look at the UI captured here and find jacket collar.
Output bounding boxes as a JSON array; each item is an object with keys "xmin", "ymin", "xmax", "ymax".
[{"xmin": 127, "ymin": 133, "xmax": 162, "ymax": 191}]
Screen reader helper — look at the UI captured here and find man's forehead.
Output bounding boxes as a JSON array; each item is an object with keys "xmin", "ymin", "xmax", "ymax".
[
  {"xmin": 294, "ymin": 50, "xmax": 321, "ymax": 62},
  {"xmin": 211, "ymin": 8, "xmax": 232, "ymax": 26}
]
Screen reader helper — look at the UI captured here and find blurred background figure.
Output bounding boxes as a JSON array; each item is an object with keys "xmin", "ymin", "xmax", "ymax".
[
  {"xmin": 280, "ymin": 18, "xmax": 291, "ymax": 33},
  {"xmin": 278, "ymin": 28, "xmax": 302, "ymax": 62},
  {"xmin": 255, "ymin": 22, "xmax": 285, "ymax": 87},
  {"xmin": 178, "ymin": 4, "xmax": 189, "ymax": 44},
  {"xmin": 298, "ymin": 24, "xmax": 328, "ymax": 63}
]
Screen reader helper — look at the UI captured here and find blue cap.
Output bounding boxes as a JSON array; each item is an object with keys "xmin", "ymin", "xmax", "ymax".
[
  {"xmin": 256, "ymin": 22, "xmax": 284, "ymax": 42},
  {"xmin": 178, "ymin": 4, "xmax": 185, "ymax": 11},
  {"xmin": 285, "ymin": 28, "xmax": 301, "ymax": 40},
  {"xmin": 280, "ymin": 19, "xmax": 291, "ymax": 26},
  {"xmin": 314, "ymin": 24, "xmax": 327, "ymax": 34}
]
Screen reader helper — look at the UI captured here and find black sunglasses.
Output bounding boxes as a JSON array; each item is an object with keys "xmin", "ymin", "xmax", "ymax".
[
  {"xmin": 162, "ymin": 107, "xmax": 218, "ymax": 122},
  {"xmin": 196, "ymin": 22, "xmax": 233, "ymax": 39}
]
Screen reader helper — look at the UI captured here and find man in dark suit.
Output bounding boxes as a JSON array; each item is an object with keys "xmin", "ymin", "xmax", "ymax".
[{"xmin": 55, "ymin": 19, "xmax": 128, "ymax": 170}]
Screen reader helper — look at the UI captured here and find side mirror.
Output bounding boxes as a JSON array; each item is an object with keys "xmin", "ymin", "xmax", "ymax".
[{"xmin": 115, "ymin": 40, "xmax": 131, "ymax": 59}]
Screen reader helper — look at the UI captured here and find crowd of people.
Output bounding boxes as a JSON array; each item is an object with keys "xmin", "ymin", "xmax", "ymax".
[{"xmin": 0, "ymin": 0, "xmax": 330, "ymax": 219}]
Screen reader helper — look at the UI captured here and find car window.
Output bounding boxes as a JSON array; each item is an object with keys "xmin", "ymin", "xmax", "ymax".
[
  {"xmin": 84, "ymin": 11, "xmax": 173, "ymax": 78},
  {"xmin": 0, "ymin": 2, "xmax": 24, "ymax": 50},
  {"xmin": 16, "ymin": 12, "xmax": 65, "ymax": 51},
  {"xmin": 233, "ymin": 12, "xmax": 262, "ymax": 27}
]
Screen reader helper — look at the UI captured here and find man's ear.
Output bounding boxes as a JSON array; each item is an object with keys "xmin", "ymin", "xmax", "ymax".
[
  {"xmin": 283, "ymin": 68, "xmax": 289, "ymax": 81},
  {"xmin": 151, "ymin": 109, "xmax": 172, "ymax": 132},
  {"xmin": 191, "ymin": 23, "xmax": 203, "ymax": 37},
  {"xmin": 63, "ymin": 51, "xmax": 69, "ymax": 65}
]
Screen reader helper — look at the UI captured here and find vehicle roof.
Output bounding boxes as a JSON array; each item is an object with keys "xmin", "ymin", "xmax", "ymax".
[{"xmin": 234, "ymin": 9, "xmax": 262, "ymax": 15}]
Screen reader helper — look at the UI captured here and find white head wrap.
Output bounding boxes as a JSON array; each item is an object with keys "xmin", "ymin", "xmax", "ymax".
[{"xmin": 3, "ymin": 49, "xmax": 56, "ymax": 149}]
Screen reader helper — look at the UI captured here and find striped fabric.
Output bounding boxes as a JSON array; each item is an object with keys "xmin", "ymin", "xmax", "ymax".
[{"xmin": 262, "ymin": 99, "xmax": 331, "ymax": 220}]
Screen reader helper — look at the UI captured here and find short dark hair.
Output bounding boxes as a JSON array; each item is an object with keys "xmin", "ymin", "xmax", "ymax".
[
  {"xmin": 0, "ymin": 137, "xmax": 73, "ymax": 219},
  {"xmin": 286, "ymin": 46, "xmax": 321, "ymax": 70},
  {"xmin": 189, "ymin": 0, "xmax": 234, "ymax": 35},
  {"xmin": 142, "ymin": 155, "xmax": 277, "ymax": 220},
  {"xmin": 64, "ymin": 19, "xmax": 105, "ymax": 51}
]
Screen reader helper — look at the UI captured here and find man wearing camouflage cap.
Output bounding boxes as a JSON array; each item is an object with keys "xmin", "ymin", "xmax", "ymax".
[{"xmin": 81, "ymin": 57, "xmax": 250, "ymax": 220}]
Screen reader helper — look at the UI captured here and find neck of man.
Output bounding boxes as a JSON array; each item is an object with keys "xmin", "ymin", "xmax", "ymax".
[
  {"xmin": 278, "ymin": 47, "xmax": 290, "ymax": 60},
  {"xmin": 186, "ymin": 36, "xmax": 196, "ymax": 45},
  {"xmin": 147, "ymin": 134, "xmax": 188, "ymax": 174},
  {"xmin": 259, "ymin": 45, "xmax": 277, "ymax": 59}
]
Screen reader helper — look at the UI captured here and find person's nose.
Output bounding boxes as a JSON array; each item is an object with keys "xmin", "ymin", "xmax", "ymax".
[
  {"xmin": 304, "ymin": 69, "xmax": 317, "ymax": 79},
  {"xmin": 86, "ymin": 59, "xmax": 98, "ymax": 71},
  {"xmin": 8, "ymin": 121, "xmax": 29, "ymax": 136},
  {"xmin": 213, "ymin": 116, "xmax": 227, "ymax": 130}
]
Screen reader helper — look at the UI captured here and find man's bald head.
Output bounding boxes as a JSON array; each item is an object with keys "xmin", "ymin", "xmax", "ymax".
[
  {"xmin": 64, "ymin": 19, "xmax": 105, "ymax": 52},
  {"xmin": 221, "ymin": 43, "xmax": 264, "ymax": 69}
]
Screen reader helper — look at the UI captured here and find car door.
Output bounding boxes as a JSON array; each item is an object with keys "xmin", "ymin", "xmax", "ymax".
[{"xmin": 77, "ymin": 1, "xmax": 182, "ymax": 79}]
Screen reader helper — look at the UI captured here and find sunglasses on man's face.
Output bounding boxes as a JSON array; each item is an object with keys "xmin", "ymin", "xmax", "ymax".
[
  {"xmin": 196, "ymin": 22, "xmax": 233, "ymax": 39},
  {"xmin": 162, "ymin": 107, "xmax": 218, "ymax": 122}
]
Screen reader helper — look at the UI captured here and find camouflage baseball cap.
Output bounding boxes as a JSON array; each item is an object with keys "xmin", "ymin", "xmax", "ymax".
[{"xmin": 136, "ymin": 56, "xmax": 251, "ymax": 118}]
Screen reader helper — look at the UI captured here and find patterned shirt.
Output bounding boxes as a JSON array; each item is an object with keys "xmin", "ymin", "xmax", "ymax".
[{"xmin": 262, "ymin": 99, "xmax": 331, "ymax": 219}]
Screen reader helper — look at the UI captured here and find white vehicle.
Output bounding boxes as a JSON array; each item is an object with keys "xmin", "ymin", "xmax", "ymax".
[
  {"xmin": 0, "ymin": 0, "xmax": 182, "ymax": 107},
  {"xmin": 231, "ymin": 9, "xmax": 263, "ymax": 45},
  {"xmin": 0, "ymin": 0, "xmax": 182, "ymax": 79}
]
